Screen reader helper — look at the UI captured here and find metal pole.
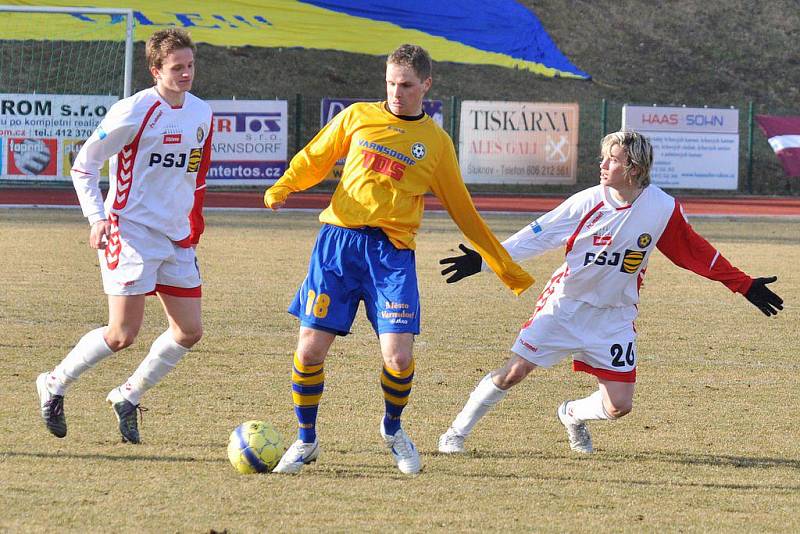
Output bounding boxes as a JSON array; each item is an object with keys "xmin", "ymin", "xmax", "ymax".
[
  {"xmin": 601, "ymin": 98, "xmax": 608, "ymax": 137},
  {"xmin": 450, "ymin": 95, "xmax": 459, "ymax": 153},
  {"xmin": 0, "ymin": 5, "xmax": 133, "ymax": 14},
  {"xmin": 746, "ymin": 101, "xmax": 754, "ymax": 194},
  {"xmin": 123, "ymin": 9, "xmax": 133, "ymax": 98}
]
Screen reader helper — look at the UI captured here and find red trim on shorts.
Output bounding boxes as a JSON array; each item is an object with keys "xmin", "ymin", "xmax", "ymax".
[
  {"xmin": 172, "ymin": 236, "xmax": 193, "ymax": 248},
  {"xmin": 573, "ymin": 360, "xmax": 636, "ymax": 382},
  {"xmin": 147, "ymin": 284, "xmax": 202, "ymax": 297}
]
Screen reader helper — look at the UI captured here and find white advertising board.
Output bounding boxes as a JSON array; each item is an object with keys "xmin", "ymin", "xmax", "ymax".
[
  {"xmin": 0, "ymin": 93, "xmax": 118, "ymax": 182},
  {"xmin": 458, "ymin": 101, "xmax": 578, "ymax": 184},
  {"xmin": 622, "ymin": 105, "xmax": 739, "ymax": 189},
  {"xmin": 207, "ymin": 99, "xmax": 288, "ymax": 186}
]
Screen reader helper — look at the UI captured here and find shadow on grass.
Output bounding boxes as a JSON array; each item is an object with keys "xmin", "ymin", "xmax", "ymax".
[
  {"xmin": 3, "ymin": 450, "xmax": 228, "ymax": 464},
  {"xmin": 427, "ymin": 448, "xmax": 800, "ymax": 490},
  {"xmin": 621, "ymin": 450, "xmax": 800, "ymax": 470},
  {"xmin": 450, "ymin": 447, "xmax": 800, "ymax": 470}
]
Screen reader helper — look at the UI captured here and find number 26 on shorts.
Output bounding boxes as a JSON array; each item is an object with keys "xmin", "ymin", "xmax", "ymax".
[
  {"xmin": 610, "ymin": 342, "xmax": 635, "ymax": 367},
  {"xmin": 305, "ymin": 290, "xmax": 330, "ymax": 318}
]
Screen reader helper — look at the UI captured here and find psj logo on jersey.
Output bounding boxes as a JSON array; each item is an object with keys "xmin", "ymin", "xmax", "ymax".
[
  {"xmin": 149, "ymin": 148, "xmax": 203, "ymax": 172},
  {"xmin": 584, "ymin": 249, "xmax": 646, "ymax": 273}
]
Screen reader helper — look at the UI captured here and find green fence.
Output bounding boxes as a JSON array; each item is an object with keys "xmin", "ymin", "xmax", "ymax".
[
  {"xmin": 285, "ymin": 94, "xmax": 797, "ymax": 196},
  {"xmin": 0, "ymin": 88, "xmax": 795, "ymax": 196}
]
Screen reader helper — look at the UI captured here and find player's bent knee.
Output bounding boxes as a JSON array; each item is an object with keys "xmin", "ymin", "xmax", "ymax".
[
  {"xmin": 606, "ymin": 401, "xmax": 633, "ymax": 419},
  {"xmin": 174, "ymin": 326, "xmax": 202, "ymax": 348},
  {"xmin": 492, "ymin": 368, "xmax": 525, "ymax": 390},
  {"xmin": 493, "ymin": 357, "xmax": 535, "ymax": 389},
  {"xmin": 104, "ymin": 331, "xmax": 137, "ymax": 352},
  {"xmin": 383, "ymin": 352, "xmax": 413, "ymax": 372}
]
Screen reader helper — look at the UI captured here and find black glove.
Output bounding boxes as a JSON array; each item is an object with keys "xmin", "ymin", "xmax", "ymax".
[
  {"xmin": 439, "ymin": 244, "xmax": 482, "ymax": 283},
  {"xmin": 745, "ymin": 276, "xmax": 783, "ymax": 316}
]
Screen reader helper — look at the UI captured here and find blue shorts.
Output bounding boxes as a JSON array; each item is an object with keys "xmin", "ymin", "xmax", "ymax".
[{"xmin": 289, "ymin": 224, "xmax": 420, "ymax": 336}]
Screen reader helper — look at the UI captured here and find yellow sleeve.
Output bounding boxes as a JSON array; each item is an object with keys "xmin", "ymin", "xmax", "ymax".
[
  {"xmin": 264, "ymin": 108, "xmax": 351, "ymax": 208},
  {"xmin": 429, "ymin": 137, "xmax": 534, "ymax": 295}
]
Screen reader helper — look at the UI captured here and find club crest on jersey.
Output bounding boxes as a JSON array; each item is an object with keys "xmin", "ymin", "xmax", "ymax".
[
  {"xmin": 411, "ymin": 142, "xmax": 426, "ymax": 160},
  {"xmin": 621, "ymin": 249, "xmax": 646, "ymax": 273},
  {"xmin": 637, "ymin": 233, "xmax": 652, "ymax": 248},
  {"xmin": 197, "ymin": 125, "xmax": 206, "ymax": 142}
]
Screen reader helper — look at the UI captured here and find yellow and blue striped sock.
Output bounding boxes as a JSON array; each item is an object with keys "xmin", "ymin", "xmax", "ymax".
[
  {"xmin": 291, "ymin": 352, "xmax": 324, "ymax": 443},
  {"xmin": 381, "ymin": 359, "xmax": 414, "ymax": 436}
]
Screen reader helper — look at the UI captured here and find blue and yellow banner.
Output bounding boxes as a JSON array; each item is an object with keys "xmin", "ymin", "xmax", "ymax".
[{"xmin": 3, "ymin": 1, "xmax": 589, "ymax": 79}]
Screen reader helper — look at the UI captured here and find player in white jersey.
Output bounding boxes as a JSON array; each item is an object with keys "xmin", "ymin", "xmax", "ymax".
[
  {"xmin": 437, "ymin": 130, "xmax": 783, "ymax": 455},
  {"xmin": 36, "ymin": 29, "xmax": 213, "ymax": 444}
]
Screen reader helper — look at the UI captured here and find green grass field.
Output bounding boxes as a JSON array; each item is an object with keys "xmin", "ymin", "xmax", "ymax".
[{"xmin": 1, "ymin": 208, "xmax": 798, "ymax": 533}]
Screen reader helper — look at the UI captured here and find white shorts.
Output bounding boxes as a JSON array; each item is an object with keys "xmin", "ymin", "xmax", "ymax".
[
  {"xmin": 99, "ymin": 214, "xmax": 202, "ymax": 297},
  {"xmin": 512, "ymin": 267, "xmax": 638, "ymax": 382}
]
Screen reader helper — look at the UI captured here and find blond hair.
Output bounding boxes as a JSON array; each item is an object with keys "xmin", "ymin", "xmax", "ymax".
[{"xmin": 601, "ymin": 130, "xmax": 653, "ymax": 188}]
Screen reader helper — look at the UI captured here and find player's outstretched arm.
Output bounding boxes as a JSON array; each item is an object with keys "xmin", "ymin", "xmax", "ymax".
[
  {"xmin": 744, "ymin": 276, "xmax": 784, "ymax": 317},
  {"xmin": 440, "ymin": 244, "xmax": 482, "ymax": 283}
]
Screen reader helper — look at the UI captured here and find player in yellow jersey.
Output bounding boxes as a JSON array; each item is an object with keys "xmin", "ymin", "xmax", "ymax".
[{"xmin": 264, "ymin": 44, "xmax": 533, "ymax": 475}]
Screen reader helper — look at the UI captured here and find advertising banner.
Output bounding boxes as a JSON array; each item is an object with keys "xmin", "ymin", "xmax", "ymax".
[
  {"xmin": 622, "ymin": 105, "xmax": 739, "ymax": 189},
  {"xmin": 458, "ymin": 101, "xmax": 579, "ymax": 185},
  {"xmin": 207, "ymin": 99, "xmax": 288, "ymax": 186},
  {"xmin": 320, "ymin": 98, "xmax": 443, "ymax": 180},
  {"xmin": 6, "ymin": 0, "xmax": 589, "ymax": 79},
  {"xmin": 0, "ymin": 93, "xmax": 117, "ymax": 182},
  {"xmin": 755, "ymin": 114, "xmax": 800, "ymax": 178}
]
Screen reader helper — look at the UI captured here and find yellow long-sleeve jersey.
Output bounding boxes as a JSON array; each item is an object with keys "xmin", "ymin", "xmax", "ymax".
[{"xmin": 264, "ymin": 101, "xmax": 533, "ymax": 295}]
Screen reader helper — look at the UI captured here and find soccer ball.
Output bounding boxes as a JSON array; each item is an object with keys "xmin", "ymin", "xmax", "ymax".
[{"xmin": 227, "ymin": 420, "xmax": 285, "ymax": 474}]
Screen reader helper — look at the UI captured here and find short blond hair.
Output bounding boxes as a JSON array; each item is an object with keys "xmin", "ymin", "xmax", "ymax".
[{"xmin": 601, "ymin": 130, "xmax": 653, "ymax": 188}]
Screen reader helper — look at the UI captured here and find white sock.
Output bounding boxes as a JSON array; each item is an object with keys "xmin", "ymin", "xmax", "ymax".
[
  {"xmin": 50, "ymin": 327, "xmax": 115, "ymax": 395},
  {"xmin": 120, "ymin": 330, "xmax": 189, "ymax": 405},
  {"xmin": 566, "ymin": 390, "xmax": 615, "ymax": 423},
  {"xmin": 450, "ymin": 373, "xmax": 508, "ymax": 437}
]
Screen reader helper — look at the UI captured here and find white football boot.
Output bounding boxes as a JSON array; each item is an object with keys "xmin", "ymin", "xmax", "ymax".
[
  {"xmin": 437, "ymin": 428, "xmax": 466, "ymax": 454},
  {"xmin": 381, "ymin": 424, "xmax": 421, "ymax": 475},
  {"xmin": 273, "ymin": 438, "xmax": 320, "ymax": 474},
  {"xmin": 557, "ymin": 400, "xmax": 594, "ymax": 453}
]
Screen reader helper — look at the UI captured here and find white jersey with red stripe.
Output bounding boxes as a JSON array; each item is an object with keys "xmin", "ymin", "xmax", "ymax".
[
  {"xmin": 499, "ymin": 184, "xmax": 752, "ymax": 309},
  {"xmin": 71, "ymin": 87, "xmax": 213, "ymax": 245}
]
